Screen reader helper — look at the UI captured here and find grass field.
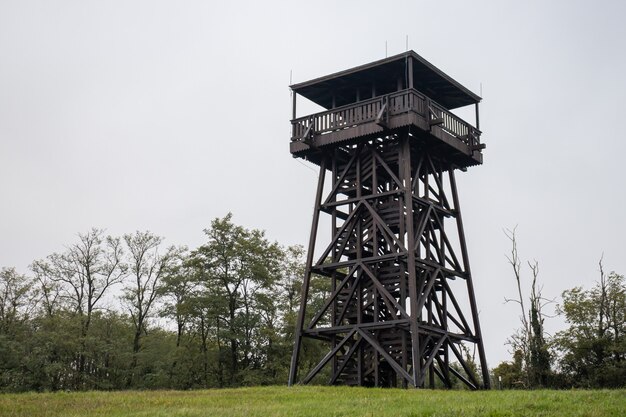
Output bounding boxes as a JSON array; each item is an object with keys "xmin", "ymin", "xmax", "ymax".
[{"xmin": 0, "ymin": 386, "xmax": 624, "ymax": 417}]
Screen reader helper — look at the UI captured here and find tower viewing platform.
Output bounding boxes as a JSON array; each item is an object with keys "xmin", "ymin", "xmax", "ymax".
[{"xmin": 290, "ymin": 51, "xmax": 484, "ymax": 169}]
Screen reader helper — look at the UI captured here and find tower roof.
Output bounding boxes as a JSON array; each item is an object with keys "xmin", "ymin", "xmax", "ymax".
[{"xmin": 291, "ymin": 51, "xmax": 480, "ymax": 110}]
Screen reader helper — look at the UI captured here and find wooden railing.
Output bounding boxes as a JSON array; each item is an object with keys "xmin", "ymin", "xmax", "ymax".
[
  {"xmin": 429, "ymin": 101, "xmax": 480, "ymax": 148},
  {"xmin": 291, "ymin": 88, "xmax": 480, "ymax": 149}
]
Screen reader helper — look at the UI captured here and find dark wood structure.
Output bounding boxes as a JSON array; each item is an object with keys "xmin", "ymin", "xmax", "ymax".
[{"xmin": 288, "ymin": 51, "xmax": 490, "ymax": 389}]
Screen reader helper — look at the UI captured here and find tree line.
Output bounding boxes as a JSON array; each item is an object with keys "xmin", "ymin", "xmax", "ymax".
[
  {"xmin": 0, "ymin": 214, "xmax": 331, "ymax": 391},
  {"xmin": 0, "ymin": 218, "xmax": 624, "ymax": 391}
]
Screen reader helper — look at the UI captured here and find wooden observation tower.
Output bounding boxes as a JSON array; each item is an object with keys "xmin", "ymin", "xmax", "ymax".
[{"xmin": 288, "ymin": 51, "xmax": 490, "ymax": 389}]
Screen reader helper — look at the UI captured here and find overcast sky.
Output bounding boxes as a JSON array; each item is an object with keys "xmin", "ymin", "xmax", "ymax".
[{"xmin": 1, "ymin": 0, "xmax": 625, "ymax": 367}]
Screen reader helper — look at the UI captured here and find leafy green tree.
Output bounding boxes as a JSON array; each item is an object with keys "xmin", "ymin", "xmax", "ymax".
[
  {"xmin": 160, "ymin": 252, "xmax": 196, "ymax": 349},
  {"xmin": 29, "ymin": 229, "xmax": 125, "ymax": 388},
  {"xmin": 0, "ymin": 268, "xmax": 33, "ymax": 335},
  {"xmin": 122, "ymin": 231, "xmax": 180, "ymax": 386},
  {"xmin": 190, "ymin": 213, "xmax": 283, "ymax": 386},
  {"xmin": 84, "ymin": 311, "xmax": 134, "ymax": 389},
  {"xmin": 492, "ymin": 350, "xmax": 525, "ymax": 389},
  {"xmin": 159, "ymin": 252, "xmax": 200, "ymax": 387},
  {"xmin": 0, "ymin": 267, "xmax": 36, "ymax": 391},
  {"xmin": 555, "ymin": 259, "xmax": 625, "ymax": 387}
]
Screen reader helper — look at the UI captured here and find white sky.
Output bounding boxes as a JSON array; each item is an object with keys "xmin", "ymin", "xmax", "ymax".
[{"xmin": 1, "ymin": 0, "xmax": 625, "ymax": 367}]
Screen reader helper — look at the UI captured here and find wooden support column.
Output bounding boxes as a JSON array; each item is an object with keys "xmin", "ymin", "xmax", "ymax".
[
  {"xmin": 449, "ymin": 169, "xmax": 490, "ymax": 389},
  {"xmin": 401, "ymin": 134, "xmax": 421, "ymax": 388},
  {"xmin": 289, "ymin": 158, "xmax": 327, "ymax": 386},
  {"xmin": 330, "ymin": 152, "xmax": 338, "ymax": 382}
]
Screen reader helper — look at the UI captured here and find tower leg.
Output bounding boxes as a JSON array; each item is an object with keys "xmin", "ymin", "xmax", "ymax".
[
  {"xmin": 449, "ymin": 169, "xmax": 491, "ymax": 388},
  {"xmin": 401, "ymin": 134, "xmax": 421, "ymax": 388},
  {"xmin": 288, "ymin": 159, "xmax": 326, "ymax": 386}
]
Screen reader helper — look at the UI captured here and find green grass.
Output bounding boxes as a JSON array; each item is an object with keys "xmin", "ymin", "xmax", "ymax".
[{"xmin": 0, "ymin": 386, "xmax": 624, "ymax": 417}]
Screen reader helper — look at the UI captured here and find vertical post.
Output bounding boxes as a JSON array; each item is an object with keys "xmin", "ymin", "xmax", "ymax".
[
  {"xmin": 442, "ymin": 284, "xmax": 450, "ymax": 387},
  {"xmin": 407, "ymin": 57, "xmax": 414, "ymax": 116},
  {"xmin": 398, "ymin": 148, "xmax": 409, "ymax": 389},
  {"xmin": 372, "ymin": 146, "xmax": 380, "ymax": 386},
  {"xmin": 475, "ymin": 102, "xmax": 480, "ymax": 131},
  {"xmin": 428, "ymin": 295, "xmax": 435, "ymax": 389},
  {"xmin": 331, "ymin": 153, "xmax": 338, "ymax": 380},
  {"xmin": 425, "ymin": 97, "xmax": 432, "ymax": 130},
  {"xmin": 448, "ymin": 169, "xmax": 490, "ymax": 389},
  {"xmin": 355, "ymin": 149, "xmax": 363, "ymax": 386},
  {"xmin": 291, "ymin": 90, "xmax": 297, "ymax": 139},
  {"xmin": 289, "ymin": 159, "xmax": 327, "ymax": 386},
  {"xmin": 407, "ymin": 56, "xmax": 414, "ymax": 89},
  {"xmin": 401, "ymin": 133, "xmax": 421, "ymax": 388}
]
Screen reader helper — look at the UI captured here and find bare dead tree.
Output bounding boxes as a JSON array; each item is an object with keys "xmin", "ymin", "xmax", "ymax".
[
  {"xmin": 504, "ymin": 227, "xmax": 529, "ymax": 353},
  {"xmin": 598, "ymin": 255, "xmax": 608, "ymax": 340},
  {"xmin": 503, "ymin": 227, "xmax": 552, "ymax": 387},
  {"xmin": 594, "ymin": 255, "xmax": 624, "ymax": 363}
]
